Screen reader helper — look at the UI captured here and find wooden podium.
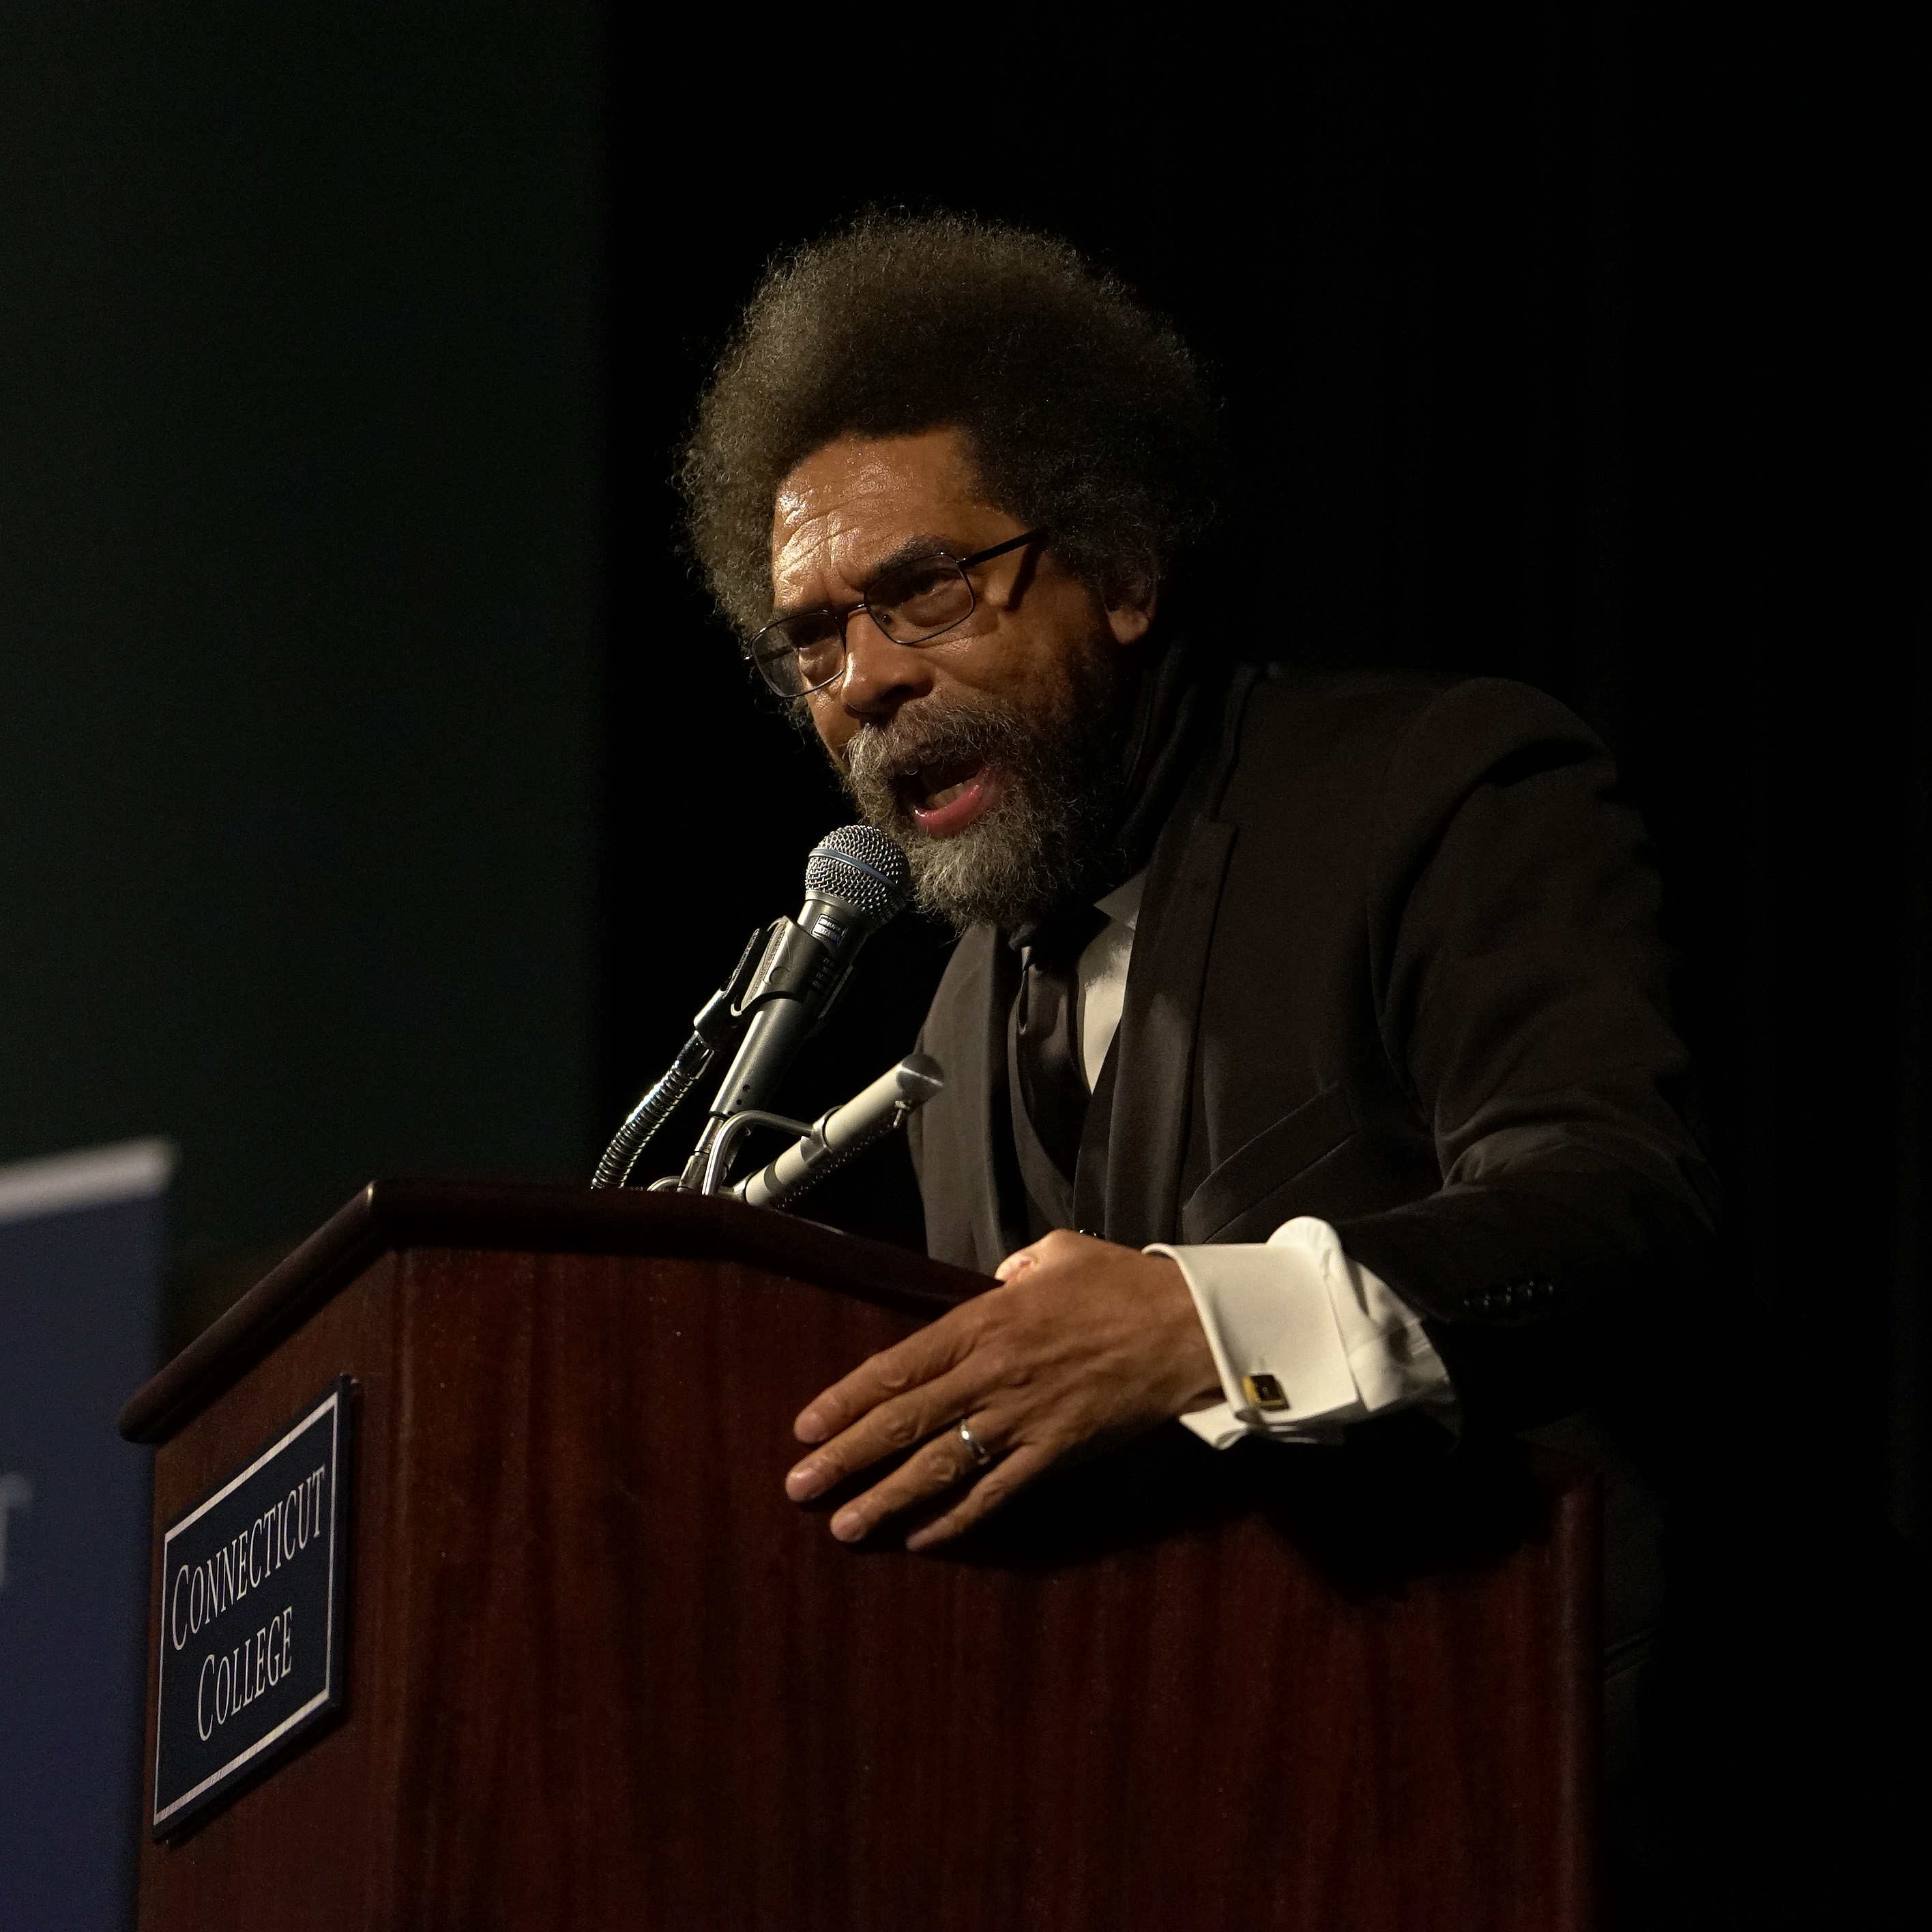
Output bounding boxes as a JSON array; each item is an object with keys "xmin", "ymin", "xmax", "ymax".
[{"xmin": 121, "ymin": 1180, "xmax": 1598, "ymax": 1931}]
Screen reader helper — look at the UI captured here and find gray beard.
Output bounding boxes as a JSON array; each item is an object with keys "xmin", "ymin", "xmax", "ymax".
[{"xmin": 839, "ymin": 668, "xmax": 1132, "ymax": 933}]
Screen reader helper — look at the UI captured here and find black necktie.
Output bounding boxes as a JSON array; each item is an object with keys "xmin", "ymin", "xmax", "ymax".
[{"xmin": 1013, "ymin": 903, "xmax": 1109, "ymax": 1181}]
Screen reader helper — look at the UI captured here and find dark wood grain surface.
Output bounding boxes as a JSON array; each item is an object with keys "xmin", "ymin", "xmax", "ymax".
[
  {"xmin": 134, "ymin": 1203, "xmax": 1597, "ymax": 1931},
  {"xmin": 121, "ymin": 1180, "xmax": 986, "ymax": 1445}
]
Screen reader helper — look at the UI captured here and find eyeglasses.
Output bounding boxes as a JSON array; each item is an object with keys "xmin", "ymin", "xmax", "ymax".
[{"xmin": 747, "ymin": 529, "xmax": 1049, "ymax": 699}]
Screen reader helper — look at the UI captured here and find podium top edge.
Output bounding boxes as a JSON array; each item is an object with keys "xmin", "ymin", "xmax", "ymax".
[{"xmin": 120, "ymin": 1181, "xmax": 991, "ymax": 1446}]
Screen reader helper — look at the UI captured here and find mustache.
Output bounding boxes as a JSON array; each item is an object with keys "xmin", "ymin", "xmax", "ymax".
[
  {"xmin": 840, "ymin": 700, "xmax": 1043, "ymax": 844},
  {"xmin": 842, "ymin": 694, "xmax": 1027, "ymax": 791}
]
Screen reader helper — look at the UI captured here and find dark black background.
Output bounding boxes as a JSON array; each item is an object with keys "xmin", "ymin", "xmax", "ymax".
[
  {"xmin": 3, "ymin": 5, "xmax": 1927, "ymax": 1552},
  {"xmin": 0, "ymin": 8, "xmax": 604, "ymax": 1341}
]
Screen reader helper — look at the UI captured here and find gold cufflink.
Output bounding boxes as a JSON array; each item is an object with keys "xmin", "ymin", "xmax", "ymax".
[{"xmin": 1241, "ymin": 1372, "xmax": 1290, "ymax": 1412}]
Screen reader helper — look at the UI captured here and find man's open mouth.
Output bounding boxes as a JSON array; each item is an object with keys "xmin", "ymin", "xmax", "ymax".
[{"xmin": 896, "ymin": 755, "xmax": 1002, "ymax": 838}]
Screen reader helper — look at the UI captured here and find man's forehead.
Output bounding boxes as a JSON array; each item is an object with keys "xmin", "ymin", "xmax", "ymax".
[{"xmin": 770, "ymin": 432, "xmax": 992, "ymax": 596}]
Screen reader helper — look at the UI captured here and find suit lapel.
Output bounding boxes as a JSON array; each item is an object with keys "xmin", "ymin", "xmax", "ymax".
[
  {"xmin": 914, "ymin": 924, "xmax": 1021, "ymax": 1272},
  {"xmin": 1086, "ymin": 663, "xmax": 1259, "ymax": 1249},
  {"xmin": 1094, "ymin": 811, "xmax": 1238, "ymax": 1248}
]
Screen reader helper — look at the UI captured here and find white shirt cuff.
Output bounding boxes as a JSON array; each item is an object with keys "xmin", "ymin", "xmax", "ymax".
[{"xmin": 1149, "ymin": 1217, "xmax": 1456, "ymax": 1449}]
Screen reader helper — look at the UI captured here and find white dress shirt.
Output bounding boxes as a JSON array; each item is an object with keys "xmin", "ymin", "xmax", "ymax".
[{"xmin": 1074, "ymin": 873, "xmax": 1455, "ymax": 1447}]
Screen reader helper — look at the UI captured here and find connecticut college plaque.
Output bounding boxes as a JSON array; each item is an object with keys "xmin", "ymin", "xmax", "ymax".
[{"xmin": 149, "ymin": 1378, "xmax": 352, "ymax": 1834}]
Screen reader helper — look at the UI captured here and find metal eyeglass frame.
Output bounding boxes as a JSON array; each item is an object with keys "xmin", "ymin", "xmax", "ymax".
[{"xmin": 747, "ymin": 527, "xmax": 1050, "ymax": 698}]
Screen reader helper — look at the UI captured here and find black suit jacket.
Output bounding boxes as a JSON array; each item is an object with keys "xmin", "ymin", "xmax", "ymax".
[{"xmin": 908, "ymin": 666, "xmax": 1722, "ymax": 1440}]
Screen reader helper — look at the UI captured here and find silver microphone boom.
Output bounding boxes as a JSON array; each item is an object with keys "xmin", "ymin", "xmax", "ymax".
[{"xmin": 733, "ymin": 1055, "xmax": 945, "ymax": 1212}]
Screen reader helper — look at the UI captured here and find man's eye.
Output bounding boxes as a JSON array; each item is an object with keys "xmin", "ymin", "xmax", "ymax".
[
  {"xmin": 874, "ymin": 563, "xmax": 966, "ymax": 624},
  {"xmin": 890, "ymin": 563, "xmax": 953, "ymax": 599},
  {"xmin": 779, "ymin": 613, "xmax": 840, "ymax": 652}
]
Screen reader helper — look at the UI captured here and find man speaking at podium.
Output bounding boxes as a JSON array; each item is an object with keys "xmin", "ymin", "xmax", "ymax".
[
  {"xmin": 677, "ymin": 209, "xmax": 1714, "ymax": 1536},
  {"xmin": 677, "ymin": 213, "xmax": 1724, "ymax": 1901}
]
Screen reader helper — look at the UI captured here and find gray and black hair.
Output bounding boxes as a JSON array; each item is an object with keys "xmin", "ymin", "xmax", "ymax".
[{"xmin": 679, "ymin": 211, "xmax": 1223, "ymax": 636}]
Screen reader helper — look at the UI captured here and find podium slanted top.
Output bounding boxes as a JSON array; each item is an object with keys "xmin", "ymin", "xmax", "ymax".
[{"xmin": 120, "ymin": 1180, "xmax": 985, "ymax": 1447}]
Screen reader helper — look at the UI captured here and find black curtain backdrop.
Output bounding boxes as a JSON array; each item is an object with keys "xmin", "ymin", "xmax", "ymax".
[
  {"xmin": 1, "ymin": 8, "xmax": 604, "ymax": 1349},
  {"xmin": 607, "ymin": 5, "xmax": 1932, "ymax": 1548}
]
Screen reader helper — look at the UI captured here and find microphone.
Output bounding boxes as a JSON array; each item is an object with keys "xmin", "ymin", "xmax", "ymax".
[
  {"xmin": 733, "ymin": 1055, "xmax": 945, "ymax": 1211},
  {"xmin": 677, "ymin": 825, "xmax": 911, "ymax": 1190}
]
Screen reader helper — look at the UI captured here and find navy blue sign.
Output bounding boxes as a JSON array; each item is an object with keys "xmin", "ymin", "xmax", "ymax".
[
  {"xmin": 151, "ymin": 1378, "xmax": 352, "ymax": 1834},
  {"xmin": 1, "ymin": 1139, "xmax": 170, "ymax": 1926}
]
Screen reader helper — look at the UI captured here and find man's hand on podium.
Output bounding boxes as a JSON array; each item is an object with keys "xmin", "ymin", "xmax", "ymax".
[{"xmin": 783, "ymin": 1231, "xmax": 1220, "ymax": 1550}]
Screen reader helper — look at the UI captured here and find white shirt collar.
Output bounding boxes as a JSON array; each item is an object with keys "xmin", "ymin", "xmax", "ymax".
[{"xmin": 1094, "ymin": 869, "xmax": 1146, "ymax": 931}]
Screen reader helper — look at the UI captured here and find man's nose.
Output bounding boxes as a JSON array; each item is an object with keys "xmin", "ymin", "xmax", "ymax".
[{"xmin": 836, "ymin": 611, "xmax": 935, "ymax": 718}]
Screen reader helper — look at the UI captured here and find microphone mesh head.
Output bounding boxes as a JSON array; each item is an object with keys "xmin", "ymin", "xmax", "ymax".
[{"xmin": 804, "ymin": 823, "xmax": 912, "ymax": 927}]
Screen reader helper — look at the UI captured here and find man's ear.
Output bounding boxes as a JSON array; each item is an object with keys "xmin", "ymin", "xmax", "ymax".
[{"xmin": 1104, "ymin": 572, "xmax": 1158, "ymax": 647}]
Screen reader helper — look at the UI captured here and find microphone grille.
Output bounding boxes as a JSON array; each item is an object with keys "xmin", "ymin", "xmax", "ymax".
[{"xmin": 804, "ymin": 823, "xmax": 912, "ymax": 926}]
